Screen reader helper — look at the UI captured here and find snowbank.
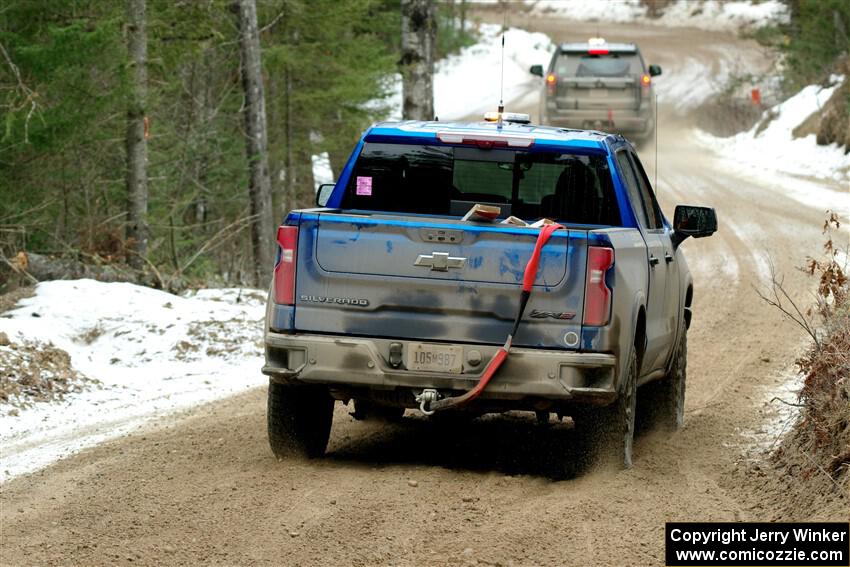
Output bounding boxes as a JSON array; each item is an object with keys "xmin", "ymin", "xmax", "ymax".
[
  {"xmin": 695, "ymin": 78, "xmax": 850, "ymax": 212},
  {"xmin": 435, "ymin": 24, "xmax": 553, "ymax": 120},
  {"xmin": 528, "ymin": 0, "xmax": 646, "ymax": 23},
  {"xmin": 527, "ymin": 0, "xmax": 789, "ymax": 32},
  {"xmin": 384, "ymin": 24, "xmax": 554, "ymax": 121},
  {"xmin": 0, "ymin": 280, "xmax": 266, "ymax": 481}
]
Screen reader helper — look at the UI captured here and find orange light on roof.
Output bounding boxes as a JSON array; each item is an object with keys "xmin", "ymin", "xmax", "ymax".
[
  {"xmin": 546, "ymin": 73, "xmax": 557, "ymax": 84},
  {"xmin": 641, "ymin": 74, "xmax": 651, "ymax": 85}
]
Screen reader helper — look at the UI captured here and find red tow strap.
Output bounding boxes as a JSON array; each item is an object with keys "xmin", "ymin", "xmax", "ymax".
[
  {"xmin": 522, "ymin": 223, "xmax": 563, "ymax": 292},
  {"xmin": 427, "ymin": 223, "xmax": 564, "ymax": 412}
]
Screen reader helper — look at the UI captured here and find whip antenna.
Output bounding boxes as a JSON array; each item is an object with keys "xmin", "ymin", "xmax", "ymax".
[
  {"xmin": 654, "ymin": 93, "xmax": 659, "ymax": 192},
  {"xmin": 497, "ymin": 11, "xmax": 506, "ymax": 128}
]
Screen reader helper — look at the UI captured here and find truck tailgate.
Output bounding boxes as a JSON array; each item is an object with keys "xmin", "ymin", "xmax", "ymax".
[
  {"xmin": 556, "ymin": 77, "xmax": 640, "ymax": 111},
  {"xmin": 293, "ymin": 213, "xmax": 589, "ymax": 349}
]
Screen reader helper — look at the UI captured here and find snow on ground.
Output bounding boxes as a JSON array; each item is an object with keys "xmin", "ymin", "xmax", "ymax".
[
  {"xmin": 527, "ymin": 0, "xmax": 646, "ymax": 23},
  {"xmin": 0, "ymin": 280, "xmax": 266, "ymax": 482},
  {"xmin": 435, "ymin": 24, "xmax": 553, "ymax": 120},
  {"xmin": 652, "ymin": 48, "xmax": 750, "ymax": 114},
  {"xmin": 383, "ymin": 24, "xmax": 554, "ymax": 121},
  {"xmin": 695, "ymin": 78, "xmax": 850, "ymax": 216},
  {"xmin": 527, "ymin": 0, "xmax": 789, "ymax": 32}
]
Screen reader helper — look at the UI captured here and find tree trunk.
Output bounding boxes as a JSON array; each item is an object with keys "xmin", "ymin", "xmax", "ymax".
[
  {"xmin": 235, "ymin": 0, "xmax": 276, "ymax": 287},
  {"xmin": 460, "ymin": 0, "xmax": 466, "ymax": 33},
  {"xmin": 400, "ymin": 0, "xmax": 436, "ymax": 121},
  {"xmin": 284, "ymin": 64, "xmax": 294, "ymax": 213},
  {"xmin": 125, "ymin": 0, "xmax": 148, "ymax": 270}
]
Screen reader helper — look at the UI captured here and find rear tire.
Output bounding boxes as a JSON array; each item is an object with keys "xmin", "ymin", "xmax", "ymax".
[
  {"xmin": 580, "ymin": 348, "xmax": 637, "ymax": 469},
  {"xmin": 267, "ymin": 381, "xmax": 334, "ymax": 459}
]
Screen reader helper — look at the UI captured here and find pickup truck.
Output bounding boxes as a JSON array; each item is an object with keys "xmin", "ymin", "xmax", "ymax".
[{"xmin": 262, "ymin": 116, "xmax": 717, "ymax": 471}]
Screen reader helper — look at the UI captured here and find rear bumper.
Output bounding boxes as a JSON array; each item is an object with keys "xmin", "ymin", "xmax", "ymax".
[
  {"xmin": 263, "ymin": 331, "xmax": 618, "ymax": 405},
  {"xmin": 544, "ymin": 107, "xmax": 654, "ymax": 137}
]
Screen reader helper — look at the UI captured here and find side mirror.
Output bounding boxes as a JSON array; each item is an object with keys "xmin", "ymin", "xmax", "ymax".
[
  {"xmin": 648, "ymin": 64, "xmax": 662, "ymax": 77},
  {"xmin": 316, "ymin": 183, "xmax": 334, "ymax": 207},
  {"xmin": 672, "ymin": 205, "xmax": 717, "ymax": 247},
  {"xmin": 529, "ymin": 64, "xmax": 544, "ymax": 77}
]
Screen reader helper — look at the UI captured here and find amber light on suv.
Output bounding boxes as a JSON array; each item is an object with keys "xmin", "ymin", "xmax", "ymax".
[
  {"xmin": 546, "ymin": 73, "xmax": 557, "ymax": 95},
  {"xmin": 274, "ymin": 225, "xmax": 298, "ymax": 305},
  {"xmin": 583, "ymin": 246, "xmax": 614, "ymax": 326}
]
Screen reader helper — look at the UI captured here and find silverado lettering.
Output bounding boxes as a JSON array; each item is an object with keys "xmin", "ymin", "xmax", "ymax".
[{"xmin": 299, "ymin": 295, "xmax": 369, "ymax": 307}]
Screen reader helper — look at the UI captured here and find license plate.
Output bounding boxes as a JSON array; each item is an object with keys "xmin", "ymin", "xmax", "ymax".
[
  {"xmin": 589, "ymin": 88, "xmax": 608, "ymax": 98},
  {"xmin": 406, "ymin": 343, "xmax": 463, "ymax": 374}
]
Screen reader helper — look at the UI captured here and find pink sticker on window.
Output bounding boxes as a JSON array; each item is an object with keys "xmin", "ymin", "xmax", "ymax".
[{"xmin": 356, "ymin": 176, "xmax": 372, "ymax": 196}]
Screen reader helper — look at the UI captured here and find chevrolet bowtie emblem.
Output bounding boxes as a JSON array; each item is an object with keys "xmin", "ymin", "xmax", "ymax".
[{"xmin": 414, "ymin": 252, "xmax": 466, "ymax": 272}]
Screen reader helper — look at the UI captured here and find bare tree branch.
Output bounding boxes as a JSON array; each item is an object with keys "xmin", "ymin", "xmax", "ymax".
[{"xmin": 0, "ymin": 40, "xmax": 40, "ymax": 143}]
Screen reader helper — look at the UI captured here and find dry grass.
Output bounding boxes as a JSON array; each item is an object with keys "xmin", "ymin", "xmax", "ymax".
[
  {"xmin": 768, "ymin": 213, "xmax": 849, "ymax": 501},
  {"xmin": 791, "ymin": 299, "xmax": 850, "ymax": 482},
  {"xmin": 0, "ymin": 338, "xmax": 98, "ymax": 410}
]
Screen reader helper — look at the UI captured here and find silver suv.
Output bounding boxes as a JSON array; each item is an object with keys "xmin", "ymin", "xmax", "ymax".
[{"xmin": 530, "ymin": 38, "xmax": 661, "ymax": 145}]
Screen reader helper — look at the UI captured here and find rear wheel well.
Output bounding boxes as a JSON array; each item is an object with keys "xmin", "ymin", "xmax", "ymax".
[{"xmin": 634, "ymin": 307, "xmax": 646, "ymax": 372}]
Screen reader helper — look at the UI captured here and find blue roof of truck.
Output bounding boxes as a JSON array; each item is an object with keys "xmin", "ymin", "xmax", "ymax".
[{"xmin": 364, "ymin": 120, "xmax": 620, "ymax": 153}]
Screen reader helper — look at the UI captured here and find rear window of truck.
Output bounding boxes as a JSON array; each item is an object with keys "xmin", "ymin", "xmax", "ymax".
[
  {"xmin": 340, "ymin": 142, "xmax": 622, "ymax": 226},
  {"xmin": 556, "ymin": 53, "xmax": 642, "ymax": 78}
]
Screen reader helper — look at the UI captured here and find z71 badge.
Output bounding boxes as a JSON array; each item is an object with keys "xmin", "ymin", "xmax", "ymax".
[
  {"xmin": 529, "ymin": 309, "xmax": 575, "ymax": 320},
  {"xmin": 300, "ymin": 295, "xmax": 369, "ymax": 307}
]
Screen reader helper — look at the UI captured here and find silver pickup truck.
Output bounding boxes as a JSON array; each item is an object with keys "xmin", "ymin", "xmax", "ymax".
[{"xmin": 262, "ymin": 117, "xmax": 716, "ymax": 472}]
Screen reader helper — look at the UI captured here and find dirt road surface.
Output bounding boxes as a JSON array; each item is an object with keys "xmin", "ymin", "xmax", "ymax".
[{"xmin": 2, "ymin": 14, "xmax": 847, "ymax": 567}]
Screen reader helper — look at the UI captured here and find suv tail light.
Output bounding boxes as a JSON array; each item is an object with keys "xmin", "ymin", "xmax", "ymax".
[
  {"xmin": 274, "ymin": 225, "xmax": 298, "ymax": 305},
  {"xmin": 640, "ymin": 74, "xmax": 651, "ymax": 87},
  {"xmin": 546, "ymin": 73, "xmax": 557, "ymax": 96},
  {"xmin": 583, "ymin": 246, "xmax": 614, "ymax": 326}
]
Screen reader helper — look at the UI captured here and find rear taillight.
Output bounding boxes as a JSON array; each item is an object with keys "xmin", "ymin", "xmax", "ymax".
[
  {"xmin": 583, "ymin": 246, "xmax": 614, "ymax": 326},
  {"xmin": 546, "ymin": 73, "xmax": 557, "ymax": 95},
  {"xmin": 640, "ymin": 74, "xmax": 651, "ymax": 86},
  {"xmin": 274, "ymin": 225, "xmax": 298, "ymax": 305}
]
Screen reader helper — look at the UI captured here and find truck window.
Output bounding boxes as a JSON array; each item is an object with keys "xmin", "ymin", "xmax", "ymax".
[
  {"xmin": 615, "ymin": 149, "xmax": 656, "ymax": 229},
  {"xmin": 627, "ymin": 151, "xmax": 665, "ymax": 230},
  {"xmin": 556, "ymin": 53, "xmax": 642, "ymax": 78},
  {"xmin": 341, "ymin": 142, "xmax": 622, "ymax": 226}
]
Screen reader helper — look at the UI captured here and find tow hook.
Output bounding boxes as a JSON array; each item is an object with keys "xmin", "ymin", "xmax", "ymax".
[{"xmin": 415, "ymin": 389, "xmax": 440, "ymax": 415}]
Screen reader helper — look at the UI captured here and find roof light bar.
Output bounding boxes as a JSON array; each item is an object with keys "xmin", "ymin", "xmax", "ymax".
[
  {"xmin": 483, "ymin": 111, "xmax": 531, "ymax": 124},
  {"xmin": 587, "ymin": 36, "xmax": 609, "ymax": 55}
]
